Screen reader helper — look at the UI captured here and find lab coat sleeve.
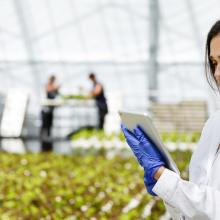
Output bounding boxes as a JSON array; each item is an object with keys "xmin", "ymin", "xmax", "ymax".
[
  {"xmin": 153, "ymin": 168, "xmax": 220, "ymax": 219},
  {"xmin": 164, "ymin": 202, "xmax": 182, "ymax": 220}
]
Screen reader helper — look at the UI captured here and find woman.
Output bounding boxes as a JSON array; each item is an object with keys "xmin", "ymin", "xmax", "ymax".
[
  {"xmin": 46, "ymin": 75, "xmax": 60, "ymax": 99},
  {"xmin": 41, "ymin": 75, "xmax": 60, "ymax": 138},
  {"xmin": 121, "ymin": 20, "xmax": 220, "ymax": 220}
]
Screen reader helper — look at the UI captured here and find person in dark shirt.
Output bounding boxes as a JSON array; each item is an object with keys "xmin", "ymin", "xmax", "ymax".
[
  {"xmin": 88, "ymin": 73, "xmax": 108, "ymax": 129},
  {"xmin": 41, "ymin": 75, "xmax": 60, "ymax": 138},
  {"xmin": 46, "ymin": 75, "xmax": 59, "ymax": 99}
]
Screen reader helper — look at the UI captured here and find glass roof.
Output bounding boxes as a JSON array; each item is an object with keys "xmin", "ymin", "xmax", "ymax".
[{"xmin": 0, "ymin": 0, "xmax": 220, "ymax": 112}]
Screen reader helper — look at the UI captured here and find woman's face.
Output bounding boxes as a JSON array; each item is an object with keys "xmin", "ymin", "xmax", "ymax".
[{"xmin": 210, "ymin": 34, "xmax": 220, "ymax": 85}]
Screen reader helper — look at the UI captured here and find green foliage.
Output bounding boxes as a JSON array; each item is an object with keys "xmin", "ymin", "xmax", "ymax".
[
  {"xmin": 160, "ymin": 131, "xmax": 201, "ymax": 143},
  {"xmin": 0, "ymin": 150, "xmax": 192, "ymax": 219},
  {"xmin": 61, "ymin": 94, "xmax": 87, "ymax": 100},
  {"xmin": 71, "ymin": 129, "xmax": 200, "ymax": 143},
  {"xmin": 71, "ymin": 129, "xmax": 125, "ymax": 142}
]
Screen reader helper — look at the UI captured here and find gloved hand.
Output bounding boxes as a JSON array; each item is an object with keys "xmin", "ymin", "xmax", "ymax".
[
  {"xmin": 133, "ymin": 126, "xmax": 166, "ymax": 182},
  {"xmin": 144, "ymin": 179, "xmax": 157, "ymax": 196},
  {"xmin": 121, "ymin": 124, "xmax": 165, "ymax": 196}
]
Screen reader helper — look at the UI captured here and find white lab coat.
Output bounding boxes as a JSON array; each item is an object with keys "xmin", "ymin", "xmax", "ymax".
[{"xmin": 153, "ymin": 110, "xmax": 220, "ymax": 220}]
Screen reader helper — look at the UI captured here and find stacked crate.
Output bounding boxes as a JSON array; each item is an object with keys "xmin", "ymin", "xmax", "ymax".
[{"xmin": 149, "ymin": 101, "xmax": 208, "ymax": 132}]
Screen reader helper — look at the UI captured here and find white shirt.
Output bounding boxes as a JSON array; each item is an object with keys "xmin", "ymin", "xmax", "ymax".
[{"xmin": 153, "ymin": 110, "xmax": 220, "ymax": 220}]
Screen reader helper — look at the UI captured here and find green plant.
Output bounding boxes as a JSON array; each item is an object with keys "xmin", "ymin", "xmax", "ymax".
[{"xmin": 0, "ymin": 150, "xmax": 192, "ymax": 219}]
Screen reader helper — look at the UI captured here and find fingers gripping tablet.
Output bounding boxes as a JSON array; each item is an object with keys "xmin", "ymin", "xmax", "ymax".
[{"xmin": 119, "ymin": 111, "xmax": 180, "ymax": 175}]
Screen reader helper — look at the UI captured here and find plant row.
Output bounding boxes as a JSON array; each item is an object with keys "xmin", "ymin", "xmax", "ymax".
[
  {"xmin": 71, "ymin": 129, "xmax": 201, "ymax": 143},
  {"xmin": 0, "ymin": 150, "xmax": 191, "ymax": 219}
]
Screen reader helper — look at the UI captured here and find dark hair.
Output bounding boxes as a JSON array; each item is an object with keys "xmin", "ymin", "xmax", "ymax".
[
  {"xmin": 89, "ymin": 73, "xmax": 95, "ymax": 79},
  {"xmin": 49, "ymin": 75, "xmax": 56, "ymax": 82},
  {"xmin": 205, "ymin": 20, "xmax": 220, "ymax": 90}
]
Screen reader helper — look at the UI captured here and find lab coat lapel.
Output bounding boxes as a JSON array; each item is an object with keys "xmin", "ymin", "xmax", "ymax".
[{"xmin": 189, "ymin": 112, "xmax": 220, "ymax": 185}]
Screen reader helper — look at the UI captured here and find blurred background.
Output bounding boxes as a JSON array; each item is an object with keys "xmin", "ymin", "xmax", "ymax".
[{"xmin": 0, "ymin": 0, "xmax": 220, "ymax": 219}]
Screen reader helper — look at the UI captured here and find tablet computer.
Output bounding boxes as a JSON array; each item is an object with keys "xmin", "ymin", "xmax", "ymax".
[{"xmin": 119, "ymin": 110, "xmax": 180, "ymax": 174}]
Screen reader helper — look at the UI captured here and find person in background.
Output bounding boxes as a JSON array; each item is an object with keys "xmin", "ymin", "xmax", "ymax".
[
  {"xmin": 46, "ymin": 75, "xmax": 60, "ymax": 99},
  {"xmin": 122, "ymin": 20, "xmax": 220, "ymax": 220},
  {"xmin": 41, "ymin": 75, "xmax": 60, "ymax": 139},
  {"xmin": 88, "ymin": 73, "xmax": 108, "ymax": 130}
]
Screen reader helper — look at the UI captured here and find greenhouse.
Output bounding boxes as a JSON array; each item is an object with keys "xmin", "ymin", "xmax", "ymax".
[{"xmin": 0, "ymin": 0, "xmax": 220, "ymax": 219}]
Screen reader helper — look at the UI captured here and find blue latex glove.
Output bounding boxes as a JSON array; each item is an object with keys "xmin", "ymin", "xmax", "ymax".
[
  {"xmin": 133, "ymin": 126, "xmax": 166, "ymax": 182},
  {"xmin": 121, "ymin": 124, "xmax": 165, "ymax": 196},
  {"xmin": 134, "ymin": 126, "xmax": 166, "ymax": 196},
  {"xmin": 121, "ymin": 124, "xmax": 148, "ymax": 167},
  {"xmin": 144, "ymin": 179, "xmax": 157, "ymax": 196}
]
